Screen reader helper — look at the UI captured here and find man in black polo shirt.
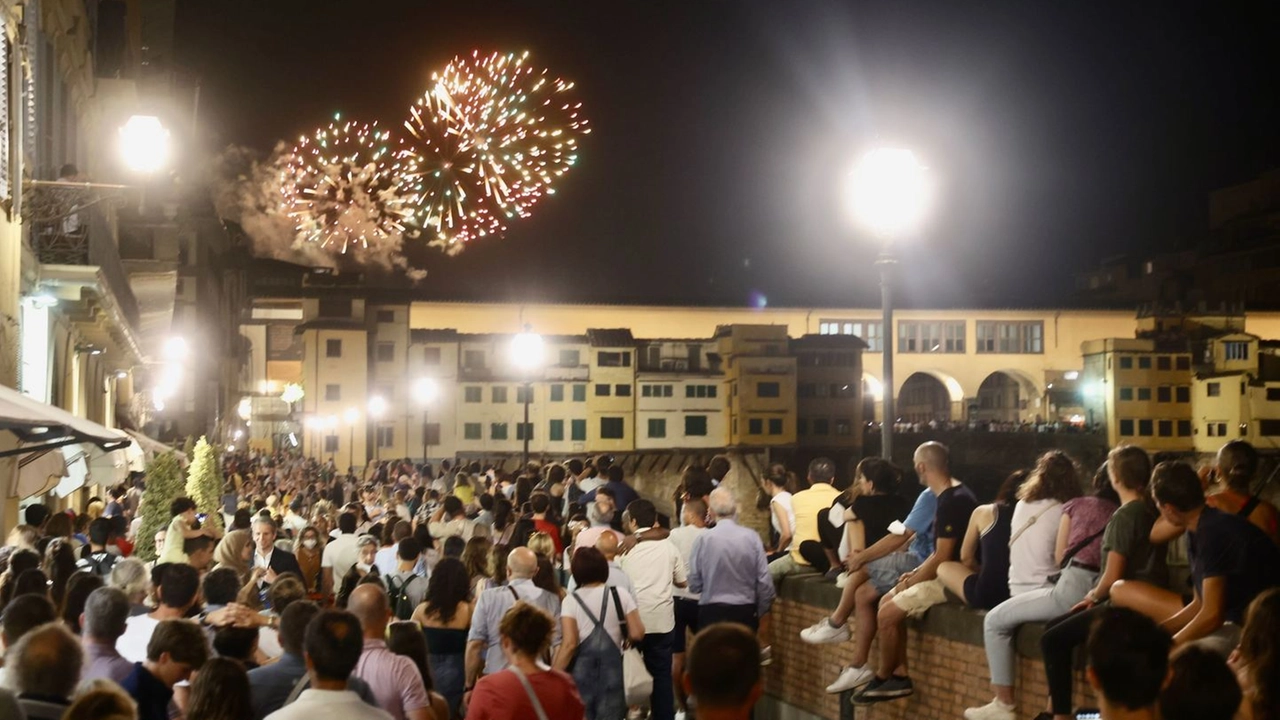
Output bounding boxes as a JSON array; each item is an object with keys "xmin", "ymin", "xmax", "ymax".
[{"xmin": 1112, "ymin": 461, "xmax": 1280, "ymax": 654}]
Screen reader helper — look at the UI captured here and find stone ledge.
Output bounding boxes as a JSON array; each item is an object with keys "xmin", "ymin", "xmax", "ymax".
[{"xmin": 776, "ymin": 573, "xmax": 1048, "ymax": 659}]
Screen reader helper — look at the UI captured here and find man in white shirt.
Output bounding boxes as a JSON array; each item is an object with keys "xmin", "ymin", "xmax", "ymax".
[
  {"xmin": 618, "ymin": 499, "xmax": 687, "ymax": 720},
  {"xmin": 322, "ymin": 512, "xmax": 361, "ymax": 599},
  {"xmin": 265, "ymin": 608, "xmax": 393, "ymax": 720},
  {"xmin": 666, "ymin": 497, "xmax": 708, "ymax": 718},
  {"xmin": 118, "ymin": 563, "xmax": 201, "ymax": 662}
]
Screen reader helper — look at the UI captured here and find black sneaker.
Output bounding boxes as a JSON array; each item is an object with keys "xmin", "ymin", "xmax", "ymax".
[{"xmin": 853, "ymin": 675, "xmax": 914, "ymax": 703}]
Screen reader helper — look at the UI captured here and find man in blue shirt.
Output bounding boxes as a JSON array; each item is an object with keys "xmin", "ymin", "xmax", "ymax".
[
  {"xmin": 688, "ymin": 486, "xmax": 775, "ymax": 631},
  {"xmin": 579, "ymin": 464, "xmax": 640, "ymax": 518}
]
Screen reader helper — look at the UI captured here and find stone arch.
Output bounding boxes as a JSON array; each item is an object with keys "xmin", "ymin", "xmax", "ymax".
[
  {"xmin": 896, "ymin": 371, "xmax": 962, "ymax": 423},
  {"xmin": 972, "ymin": 369, "xmax": 1042, "ymax": 423}
]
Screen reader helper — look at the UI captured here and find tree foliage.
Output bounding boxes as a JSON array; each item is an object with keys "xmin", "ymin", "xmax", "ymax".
[
  {"xmin": 185, "ymin": 436, "xmax": 225, "ymax": 534},
  {"xmin": 135, "ymin": 451, "xmax": 184, "ymax": 562}
]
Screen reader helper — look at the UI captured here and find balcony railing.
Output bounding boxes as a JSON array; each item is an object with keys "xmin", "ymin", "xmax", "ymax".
[{"xmin": 25, "ymin": 181, "xmax": 139, "ymax": 329}]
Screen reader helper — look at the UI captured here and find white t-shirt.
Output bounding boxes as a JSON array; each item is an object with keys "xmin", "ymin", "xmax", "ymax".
[
  {"xmin": 666, "ymin": 525, "xmax": 705, "ymax": 600},
  {"xmin": 617, "ymin": 539, "xmax": 686, "ymax": 635},
  {"xmin": 282, "ymin": 513, "xmax": 308, "ymax": 538},
  {"xmin": 322, "ymin": 533, "xmax": 361, "ymax": 581},
  {"xmin": 1008, "ymin": 498, "xmax": 1066, "ymax": 594},
  {"xmin": 118, "ymin": 614, "xmax": 160, "ymax": 663},
  {"xmin": 770, "ymin": 491, "xmax": 797, "ymax": 550},
  {"xmin": 563, "ymin": 585, "xmax": 638, "ymax": 650},
  {"xmin": 374, "ymin": 544, "xmax": 400, "ymax": 577}
]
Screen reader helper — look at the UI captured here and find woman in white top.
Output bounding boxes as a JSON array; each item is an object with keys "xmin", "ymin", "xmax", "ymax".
[
  {"xmin": 967, "ymin": 451, "xmax": 1084, "ymax": 720},
  {"xmin": 763, "ymin": 469, "xmax": 796, "ymax": 561}
]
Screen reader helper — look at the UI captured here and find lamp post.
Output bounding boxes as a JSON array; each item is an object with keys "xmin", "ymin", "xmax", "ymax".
[
  {"xmin": 119, "ymin": 115, "xmax": 171, "ymax": 173},
  {"xmin": 344, "ymin": 407, "xmax": 359, "ymax": 471},
  {"xmin": 510, "ymin": 327, "xmax": 544, "ymax": 469},
  {"xmin": 325, "ymin": 415, "xmax": 338, "ymax": 461},
  {"xmin": 414, "ymin": 378, "xmax": 439, "ymax": 464},
  {"xmin": 368, "ymin": 396, "xmax": 388, "ymax": 463},
  {"xmin": 849, "ymin": 147, "xmax": 929, "ymax": 461}
]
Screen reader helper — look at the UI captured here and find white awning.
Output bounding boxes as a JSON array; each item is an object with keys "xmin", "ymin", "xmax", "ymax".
[
  {"xmin": 0, "ymin": 383, "xmax": 133, "ymax": 459},
  {"xmin": 123, "ymin": 429, "xmax": 184, "ymax": 470}
]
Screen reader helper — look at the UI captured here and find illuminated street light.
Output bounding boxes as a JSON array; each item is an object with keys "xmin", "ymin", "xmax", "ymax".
[
  {"xmin": 510, "ymin": 327, "xmax": 544, "ymax": 467},
  {"xmin": 237, "ymin": 397, "xmax": 252, "ymax": 421},
  {"xmin": 344, "ymin": 407, "xmax": 359, "ymax": 469},
  {"xmin": 414, "ymin": 378, "xmax": 440, "ymax": 463},
  {"xmin": 163, "ymin": 336, "xmax": 188, "ymax": 360},
  {"xmin": 368, "ymin": 396, "xmax": 387, "ymax": 462},
  {"xmin": 280, "ymin": 382, "xmax": 305, "ymax": 405},
  {"xmin": 120, "ymin": 115, "xmax": 171, "ymax": 173},
  {"xmin": 847, "ymin": 147, "xmax": 930, "ymax": 460}
]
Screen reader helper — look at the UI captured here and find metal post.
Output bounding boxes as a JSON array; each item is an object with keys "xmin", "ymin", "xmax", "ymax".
[
  {"xmin": 349, "ymin": 425, "xmax": 355, "ymax": 471},
  {"xmin": 877, "ymin": 244, "xmax": 896, "ymax": 460},
  {"xmin": 422, "ymin": 408, "xmax": 429, "ymax": 464},
  {"xmin": 522, "ymin": 381, "xmax": 531, "ymax": 468}
]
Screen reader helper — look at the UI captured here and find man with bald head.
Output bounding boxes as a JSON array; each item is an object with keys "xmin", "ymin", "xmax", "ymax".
[
  {"xmin": 566, "ymin": 526, "xmax": 637, "ymax": 596},
  {"xmin": 464, "ymin": 547, "xmax": 562, "ymax": 699},
  {"xmin": 348, "ymin": 584, "xmax": 431, "ymax": 720}
]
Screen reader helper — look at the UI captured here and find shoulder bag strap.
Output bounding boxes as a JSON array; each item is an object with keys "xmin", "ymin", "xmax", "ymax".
[
  {"xmin": 1239, "ymin": 494, "xmax": 1263, "ymax": 519},
  {"xmin": 609, "ymin": 586, "xmax": 627, "ymax": 645},
  {"xmin": 285, "ymin": 673, "xmax": 310, "ymax": 705},
  {"xmin": 509, "ymin": 586, "xmax": 520, "ymax": 603},
  {"xmin": 507, "ymin": 667, "xmax": 551, "ymax": 720},
  {"xmin": 571, "ymin": 590, "xmax": 602, "ymax": 628},
  {"xmin": 1059, "ymin": 526, "xmax": 1107, "ymax": 569},
  {"xmin": 1008, "ymin": 504, "xmax": 1054, "ymax": 548}
]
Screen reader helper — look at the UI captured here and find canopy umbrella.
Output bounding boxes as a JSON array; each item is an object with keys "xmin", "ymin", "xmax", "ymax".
[{"xmin": 0, "ymin": 384, "xmax": 133, "ymax": 458}]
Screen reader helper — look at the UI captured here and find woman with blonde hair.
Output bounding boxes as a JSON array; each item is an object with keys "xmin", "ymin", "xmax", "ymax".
[
  {"xmin": 461, "ymin": 535, "xmax": 494, "ymax": 597},
  {"xmin": 107, "ymin": 557, "xmax": 150, "ymax": 615}
]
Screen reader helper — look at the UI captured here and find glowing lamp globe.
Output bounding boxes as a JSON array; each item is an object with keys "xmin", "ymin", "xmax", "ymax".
[
  {"xmin": 510, "ymin": 331, "xmax": 545, "ymax": 371},
  {"xmin": 120, "ymin": 115, "xmax": 171, "ymax": 173},
  {"xmin": 414, "ymin": 378, "xmax": 440, "ymax": 405},
  {"xmin": 849, "ymin": 148, "xmax": 929, "ymax": 237},
  {"xmin": 368, "ymin": 396, "xmax": 388, "ymax": 419}
]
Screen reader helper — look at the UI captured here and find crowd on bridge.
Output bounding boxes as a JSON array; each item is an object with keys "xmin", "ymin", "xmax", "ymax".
[{"xmin": 0, "ymin": 434, "xmax": 1276, "ymax": 720}]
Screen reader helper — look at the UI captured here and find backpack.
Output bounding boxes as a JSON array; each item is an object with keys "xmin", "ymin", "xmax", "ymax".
[
  {"xmin": 387, "ymin": 574, "xmax": 416, "ymax": 620},
  {"xmin": 77, "ymin": 551, "xmax": 117, "ymax": 577},
  {"xmin": 568, "ymin": 588, "xmax": 625, "ymax": 705}
]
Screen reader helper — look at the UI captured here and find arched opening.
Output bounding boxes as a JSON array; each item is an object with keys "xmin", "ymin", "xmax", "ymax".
[
  {"xmin": 973, "ymin": 372, "xmax": 1024, "ymax": 423},
  {"xmin": 897, "ymin": 373, "xmax": 952, "ymax": 423}
]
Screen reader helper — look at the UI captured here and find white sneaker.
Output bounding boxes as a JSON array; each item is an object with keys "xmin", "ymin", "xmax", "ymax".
[
  {"xmin": 759, "ymin": 645, "xmax": 773, "ymax": 666},
  {"xmin": 964, "ymin": 698, "xmax": 1016, "ymax": 720},
  {"xmin": 835, "ymin": 571, "xmax": 852, "ymax": 588},
  {"xmin": 825, "ymin": 664, "xmax": 874, "ymax": 694},
  {"xmin": 800, "ymin": 617, "xmax": 849, "ymax": 644}
]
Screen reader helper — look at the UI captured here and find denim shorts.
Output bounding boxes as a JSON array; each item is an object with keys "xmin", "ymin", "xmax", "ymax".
[{"xmin": 867, "ymin": 552, "xmax": 924, "ymax": 594}]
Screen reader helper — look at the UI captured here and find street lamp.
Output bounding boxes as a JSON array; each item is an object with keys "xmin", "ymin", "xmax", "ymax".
[
  {"xmin": 413, "ymin": 378, "xmax": 440, "ymax": 464},
  {"xmin": 368, "ymin": 396, "xmax": 388, "ymax": 462},
  {"xmin": 848, "ymin": 147, "xmax": 929, "ymax": 460},
  {"xmin": 325, "ymin": 415, "xmax": 338, "ymax": 460},
  {"xmin": 510, "ymin": 327, "xmax": 544, "ymax": 468},
  {"xmin": 120, "ymin": 115, "xmax": 171, "ymax": 173},
  {"xmin": 343, "ymin": 407, "xmax": 359, "ymax": 471}
]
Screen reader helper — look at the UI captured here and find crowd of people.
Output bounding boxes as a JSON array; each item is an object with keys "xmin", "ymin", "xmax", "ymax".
[
  {"xmin": 0, "ymin": 437, "xmax": 1276, "ymax": 720},
  {"xmin": 0, "ymin": 453, "xmax": 771, "ymax": 720}
]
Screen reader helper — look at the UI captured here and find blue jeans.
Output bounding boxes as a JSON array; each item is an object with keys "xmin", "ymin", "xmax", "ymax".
[
  {"xmin": 638, "ymin": 630, "xmax": 676, "ymax": 720},
  {"xmin": 983, "ymin": 566, "xmax": 1096, "ymax": 686},
  {"xmin": 429, "ymin": 652, "xmax": 464, "ymax": 718}
]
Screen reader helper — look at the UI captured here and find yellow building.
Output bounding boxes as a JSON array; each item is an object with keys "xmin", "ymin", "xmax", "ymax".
[
  {"xmin": 1081, "ymin": 339, "xmax": 1194, "ymax": 452},
  {"xmin": 585, "ymin": 329, "xmax": 638, "ymax": 453},
  {"xmin": 1191, "ymin": 334, "xmax": 1280, "ymax": 453},
  {"xmin": 718, "ymin": 325, "xmax": 797, "ymax": 447}
]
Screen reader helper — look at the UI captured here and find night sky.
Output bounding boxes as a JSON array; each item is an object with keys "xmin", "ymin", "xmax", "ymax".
[{"xmin": 176, "ymin": 1, "xmax": 1280, "ymax": 308}]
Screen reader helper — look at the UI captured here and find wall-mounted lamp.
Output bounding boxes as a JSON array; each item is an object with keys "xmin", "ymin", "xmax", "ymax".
[{"xmin": 75, "ymin": 344, "xmax": 104, "ymax": 356}]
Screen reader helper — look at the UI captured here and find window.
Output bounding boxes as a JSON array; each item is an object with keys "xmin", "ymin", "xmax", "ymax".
[
  {"xmin": 975, "ymin": 321, "xmax": 1044, "ymax": 354},
  {"xmin": 423, "ymin": 423, "xmax": 441, "ymax": 446},
  {"xmin": 748, "ymin": 418, "xmax": 763, "ymax": 435},
  {"xmin": 648, "ymin": 418, "xmax": 666, "ymax": 438},
  {"xmin": 550, "ymin": 384, "xmax": 565, "ymax": 402},
  {"xmin": 559, "ymin": 349, "xmax": 581, "ymax": 367},
  {"xmin": 1176, "ymin": 356, "xmax": 1191, "ymax": 371},
  {"xmin": 1119, "ymin": 387, "xmax": 1134, "ymax": 401},
  {"xmin": 600, "ymin": 417, "xmax": 625, "ymax": 439},
  {"xmin": 813, "ymin": 419, "xmax": 830, "ymax": 436},
  {"xmin": 595, "ymin": 384, "xmax": 611, "ymax": 397},
  {"xmin": 1260, "ymin": 420, "xmax": 1280, "ymax": 436},
  {"xmin": 1157, "ymin": 356, "xmax": 1171, "ymax": 371},
  {"xmin": 757, "ymin": 381, "xmax": 780, "ymax": 398},
  {"xmin": 798, "ymin": 383, "xmax": 815, "ymax": 398},
  {"xmin": 1207, "ymin": 382, "xmax": 1221, "ymax": 397},
  {"xmin": 571, "ymin": 419, "xmax": 587, "ymax": 441},
  {"xmin": 1177, "ymin": 420, "xmax": 1192, "ymax": 437},
  {"xmin": 818, "ymin": 320, "xmax": 884, "ymax": 352},
  {"xmin": 899, "ymin": 320, "xmax": 965, "ymax": 353},
  {"xmin": 376, "ymin": 342, "xmax": 394, "ymax": 362},
  {"xmin": 324, "ymin": 436, "xmax": 339, "ymax": 453},
  {"xmin": 376, "ymin": 309, "xmax": 395, "ymax": 323},
  {"xmin": 642, "ymin": 384, "xmax": 674, "ymax": 398},
  {"xmin": 549, "ymin": 420, "xmax": 564, "ymax": 442},
  {"xmin": 516, "ymin": 386, "xmax": 532, "ymax": 403},
  {"xmin": 463, "ymin": 350, "xmax": 485, "ymax": 368},
  {"xmin": 615, "ymin": 384, "xmax": 632, "ymax": 397},
  {"xmin": 1137, "ymin": 388, "xmax": 1152, "ymax": 401},
  {"xmin": 769, "ymin": 418, "xmax": 784, "ymax": 435},
  {"xmin": 684, "ymin": 415, "xmax": 707, "ymax": 436},
  {"xmin": 1157, "ymin": 386, "xmax": 1172, "ymax": 403},
  {"xmin": 685, "ymin": 384, "xmax": 717, "ymax": 398},
  {"xmin": 1138, "ymin": 419, "xmax": 1153, "ymax": 437},
  {"xmin": 1268, "ymin": 388, "xmax": 1280, "ymax": 402},
  {"xmin": 1119, "ymin": 356, "xmax": 1133, "ymax": 370},
  {"xmin": 423, "ymin": 347, "xmax": 441, "ymax": 365},
  {"xmin": 464, "ymin": 386, "xmax": 481, "ymax": 403},
  {"xmin": 464, "ymin": 423, "xmax": 482, "ymax": 440},
  {"xmin": 325, "ymin": 339, "xmax": 342, "ymax": 358},
  {"xmin": 797, "ymin": 418, "xmax": 809, "ymax": 435},
  {"xmin": 572, "ymin": 385, "xmax": 587, "ymax": 402},
  {"xmin": 1138, "ymin": 357, "xmax": 1152, "ymax": 370},
  {"xmin": 1224, "ymin": 341, "xmax": 1250, "ymax": 361},
  {"xmin": 516, "ymin": 423, "xmax": 533, "ymax": 441},
  {"xmin": 490, "ymin": 423, "xmax": 508, "ymax": 441},
  {"xmin": 597, "ymin": 351, "xmax": 631, "ymax": 367},
  {"xmin": 376, "ymin": 424, "xmax": 394, "ymax": 448},
  {"xmin": 492, "ymin": 386, "xmax": 508, "ymax": 403},
  {"xmin": 834, "ymin": 419, "xmax": 851, "ymax": 435},
  {"xmin": 325, "ymin": 384, "xmax": 340, "ymax": 401},
  {"xmin": 1158, "ymin": 420, "xmax": 1173, "ymax": 437},
  {"xmin": 1176, "ymin": 386, "xmax": 1190, "ymax": 403},
  {"xmin": 1119, "ymin": 419, "xmax": 1135, "ymax": 436}
]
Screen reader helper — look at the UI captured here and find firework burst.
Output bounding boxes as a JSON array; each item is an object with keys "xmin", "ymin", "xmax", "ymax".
[
  {"xmin": 280, "ymin": 116, "xmax": 411, "ymax": 254},
  {"xmin": 399, "ymin": 50, "xmax": 590, "ymax": 254}
]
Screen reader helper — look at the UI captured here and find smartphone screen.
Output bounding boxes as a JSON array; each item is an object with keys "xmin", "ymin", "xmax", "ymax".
[{"xmin": 1076, "ymin": 711, "xmax": 1102, "ymax": 720}]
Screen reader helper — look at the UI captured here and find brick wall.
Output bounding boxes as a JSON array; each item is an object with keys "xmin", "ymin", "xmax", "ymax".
[{"xmin": 766, "ymin": 577, "xmax": 1099, "ymax": 720}]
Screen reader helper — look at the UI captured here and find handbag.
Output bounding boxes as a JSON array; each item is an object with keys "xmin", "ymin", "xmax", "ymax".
[
  {"xmin": 1047, "ymin": 526, "xmax": 1106, "ymax": 584},
  {"xmin": 612, "ymin": 587, "xmax": 653, "ymax": 706}
]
